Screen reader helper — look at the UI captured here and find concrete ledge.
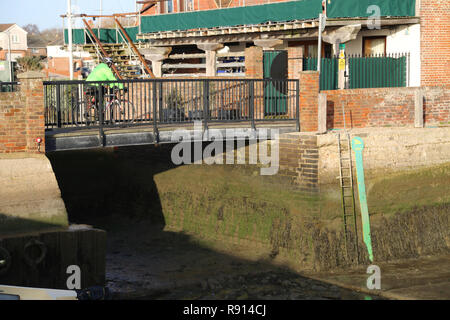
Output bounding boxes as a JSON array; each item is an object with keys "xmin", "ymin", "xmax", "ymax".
[{"xmin": 317, "ymin": 127, "xmax": 450, "ymax": 184}]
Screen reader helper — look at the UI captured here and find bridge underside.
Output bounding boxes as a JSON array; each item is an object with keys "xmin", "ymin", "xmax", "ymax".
[{"xmin": 45, "ymin": 122, "xmax": 297, "ymax": 152}]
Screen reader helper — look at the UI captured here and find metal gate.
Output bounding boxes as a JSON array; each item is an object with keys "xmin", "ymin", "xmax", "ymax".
[{"xmin": 263, "ymin": 50, "xmax": 288, "ymax": 115}]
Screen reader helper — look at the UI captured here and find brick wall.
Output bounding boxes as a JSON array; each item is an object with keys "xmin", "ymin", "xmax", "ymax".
[
  {"xmin": 299, "ymin": 71, "xmax": 320, "ymax": 132},
  {"xmin": 279, "ymin": 133, "xmax": 318, "ymax": 192},
  {"xmin": 322, "ymin": 86, "xmax": 450, "ymax": 129},
  {"xmin": 420, "ymin": 0, "xmax": 450, "ymax": 86},
  {"xmin": 44, "ymin": 57, "xmax": 83, "ymax": 79},
  {"xmin": 287, "ymin": 46, "xmax": 303, "ymax": 80},
  {"xmin": 244, "ymin": 46, "xmax": 263, "ymax": 79},
  {"xmin": 0, "ymin": 91, "xmax": 26, "ymax": 153},
  {"xmin": 142, "ymin": 0, "xmax": 289, "ymax": 15},
  {"xmin": 0, "ymin": 72, "xmax": 45, "ymax": 153}
]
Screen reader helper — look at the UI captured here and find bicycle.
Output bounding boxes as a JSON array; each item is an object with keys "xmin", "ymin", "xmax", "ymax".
[{"xmin": 73, "ymin": 86, "xmax": 136, "ymax": 127}]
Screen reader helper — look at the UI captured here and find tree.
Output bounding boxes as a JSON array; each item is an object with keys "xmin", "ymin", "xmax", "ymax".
[
  {"xmin": 15, "ymin": 56, "xmax": 45, "ymax": 72},
  {"xmin": 23, "ymin": 24, "xmax": 40, "ymax": 35}
]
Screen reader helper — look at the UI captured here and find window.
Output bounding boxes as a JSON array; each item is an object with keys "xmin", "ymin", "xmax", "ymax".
[
  {"xmin": 288, "ymin": 41, "xmax": 332, "ymax": 58},
  {"xmin": 185, "ymin": 0, "xmax": 194, "ymax": 11},
  {"xmin": 363, "ymin": 36, "xmax": 386, "ymax": 56},
  {"xmin": 166, "ymin": 0, "xmax": 173, "ymax": 13},
  {"xmin": 11, "ymin": 34, "xmax": 19, "ymax": 44}
]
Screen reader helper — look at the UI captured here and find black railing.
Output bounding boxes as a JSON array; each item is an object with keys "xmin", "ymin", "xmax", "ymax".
[
  {"xmin": 0, "ymin": 81, "xmax": 19, "ymax": 92},
  {"xmin": 44, "ymin": 78, "xmax": 300, "ymax": 134}
]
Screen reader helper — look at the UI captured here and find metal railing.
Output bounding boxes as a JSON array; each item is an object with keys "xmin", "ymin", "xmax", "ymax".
[
  {"xmin": 44, "ymin": 78, "xmax": 300, "ymax": 136},
  {"xmin": 0, "ymin": 82, "xmax": 19, "ymax": 93}
]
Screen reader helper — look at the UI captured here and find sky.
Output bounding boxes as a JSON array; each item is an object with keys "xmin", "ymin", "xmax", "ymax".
[{"xmin": 0, "ymin": 0, "xmax": 137, "ymax": 31}]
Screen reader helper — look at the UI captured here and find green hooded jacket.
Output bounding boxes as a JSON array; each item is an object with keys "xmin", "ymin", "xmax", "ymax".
[{"xmin": 86, "ymin": 63, "xmax": 124, "ymax": 89}]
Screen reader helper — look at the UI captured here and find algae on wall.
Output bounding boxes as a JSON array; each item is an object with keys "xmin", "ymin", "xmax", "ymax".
[{"xmin": 47, "ymin": 147, "xmax": 450, "ymax": 271}]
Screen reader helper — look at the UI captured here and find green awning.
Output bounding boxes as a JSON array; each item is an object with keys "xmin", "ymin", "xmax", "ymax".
[{"xmin": 65, "ymin": 0, "xmax": 416, "ymax": 45}]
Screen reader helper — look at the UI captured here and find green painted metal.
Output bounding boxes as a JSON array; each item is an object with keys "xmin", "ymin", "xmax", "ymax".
[
  {"xmin": 348, "ymin": 55, "xmax": 407, "ymax": 89},
  {"xmin": 64, "ymin": 0, "xmax": 416, "ymax": 45},
  {"xmin": 304, "ymin": 54, "xmax": 408, "ymax": 90},
  {"xmin": 303, "ymin": 57, "xmax": 338, "ymax": 90},
  {"xmin": 263, "ymin": 51, "xmax": 287, "ymax": 115},
  {"xmin": 65, "ymin": 27, "xmax": 139, "ymax": 45},
  {"xmin": 351, "ymin": 137, "xmax": 374, "ymax": 262}
]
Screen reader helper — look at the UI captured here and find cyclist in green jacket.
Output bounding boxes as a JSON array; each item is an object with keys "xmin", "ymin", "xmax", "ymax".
[
  {"xmin": 86, "ymin": 57, "xmax": 124, "ymax": 89},
  {"xmin": 84, "ymin": 58, "xmax": 125, "ymax": 114}
]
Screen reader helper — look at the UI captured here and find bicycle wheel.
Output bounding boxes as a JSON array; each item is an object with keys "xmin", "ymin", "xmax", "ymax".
[
  {"xmin": 73, "ymin": 101, "xmax": 98, "ymax": 127},
  {"xmin": 110, "ymin": 100, "xmax": 136, "ymax": 125}
]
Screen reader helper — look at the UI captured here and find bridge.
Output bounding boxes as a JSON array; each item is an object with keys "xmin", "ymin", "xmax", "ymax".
[{"xmin": 43, "ymin": 78, "xmax": 300, "ymax": 152}]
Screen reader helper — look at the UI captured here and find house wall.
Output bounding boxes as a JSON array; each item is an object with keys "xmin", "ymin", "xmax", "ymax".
[
  {"xmin": 27, "ymin": 47, "xmax": 47, "ymax": 57},
  {"xmin": 0, "ymin": 50, "xmax": 27, "ymax": 62},
  {"xmin": 47, "ymin": 45, "xmax": 90, "ymax": 59},
  {"xmin": 0, "ymin": 25, "xmax": 27, "ymax": 52},
  {"xmin": 142, "ymin": 0, "xmax": 288, "ymax": 15},
  {"xmin": 44, "ymin": 57, "xmax": 90, "ymax": 79},
  {"xmin": 343, "ymin": 24, "xmax": 421, "ymax": 87},
  {"xmin": 419, "ymin": 0, "xmax": 450, "ymax": 86}
]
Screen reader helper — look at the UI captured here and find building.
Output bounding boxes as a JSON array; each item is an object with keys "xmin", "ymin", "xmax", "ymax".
[
  {"xmin": 0, "ymin": 24, "xmax": 28, "ymax": 62},
  {"xmin": 43, "ymin": 45, "xmax": 94, "ymax": 79},
  {"xmin": 27, "ymin": 47, "xmax": 47, "ymax": 57},
  {"xmin": 63, "ymin": 0, "xmax": 448, "ymax": 88}
]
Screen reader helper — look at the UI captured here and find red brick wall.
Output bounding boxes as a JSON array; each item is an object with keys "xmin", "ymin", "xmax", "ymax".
[
  {"xmin": 142, "ymin": 0, "xmax": 289, "ymax": 15},
  {"xmin": 420, "ymin": 0, "xmax": 450, "ymax": 86},
  {"xmin": 244, "ymin": 46, "xmax": 263, "ymax": 79},
  {"xmin": 44, "ymin": 57, "xmax": 84, "ymax": 79},
  {"xmin": 287, "ymin": 46, "xmax": 303, "ymax": 80},
  {"xmin": 322, "ymin": 86, "xmax": 450, "ymax": 129},
  {"xmin": 0, "ymin": 74, "xmax": 45, "ymax": 153},
  {"xmin": 0, "ymin": 92, "xmax": 27, "ymax": 153},
  {"xmin": 299, "ymin": 71, "xmax": 319, "ymax": 132},
  {"xmin": 0, "ymin": 50, "xmax": 26, "ymax": 61}
]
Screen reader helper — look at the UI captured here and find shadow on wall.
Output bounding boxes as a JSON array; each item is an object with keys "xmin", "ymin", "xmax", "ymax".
[
  {"xmin": 46, "ymin": 140, "xmax": 262, "ymax": 228},
  {"xmin": 46, "ymin": 146, "xmax": 177, "ymax": 228},
  {"xmin": 327, "ymin": 100, "xmax": 355, "ymax": 130}
]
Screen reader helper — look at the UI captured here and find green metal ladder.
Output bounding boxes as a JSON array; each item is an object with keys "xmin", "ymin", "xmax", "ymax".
[{"xmin": 337, "ymin": 132, "xmax": 359, "ymax": 261}]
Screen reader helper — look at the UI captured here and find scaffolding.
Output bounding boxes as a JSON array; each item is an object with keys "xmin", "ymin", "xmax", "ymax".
[{"xmin": 61, "ymin": 1, "xmax": 165, "ymax": 79}]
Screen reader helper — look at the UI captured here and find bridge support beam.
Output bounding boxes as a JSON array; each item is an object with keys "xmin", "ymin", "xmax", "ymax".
[
  {"xmin": 197, "ymin": 43, "xmax": 224, "ymax": 77},
  {"xmin": 141, "ymin": 47, "xmax": 172, "ymax": 78},
  {"xmin": 253, "ymin": 38, "xmax": 284, "ymax": 50}
]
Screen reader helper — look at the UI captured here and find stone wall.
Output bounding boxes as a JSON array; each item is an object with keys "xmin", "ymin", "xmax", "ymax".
[
  {"xmin": 317, "ymin": 127, "xmax": 450, "ymax": 185},
  {"xmin": 278, "ymin": 127, "xmax": 450, "ymax": 190}
]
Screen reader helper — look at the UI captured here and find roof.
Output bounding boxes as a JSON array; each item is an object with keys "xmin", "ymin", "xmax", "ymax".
[{"xmin": 0, "ymin": 24, "xmax": 15, "ymax": 32}]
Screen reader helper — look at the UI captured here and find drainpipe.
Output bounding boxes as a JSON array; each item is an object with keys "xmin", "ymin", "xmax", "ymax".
[{"xmin": 7, "ymin": 31, "xmax": 12, "ymax": 82}]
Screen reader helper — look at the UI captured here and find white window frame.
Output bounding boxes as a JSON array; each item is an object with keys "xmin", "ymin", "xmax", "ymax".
[{"xmin": 11, "ymin": 34, "xmax": 19, "ymax": 44}]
